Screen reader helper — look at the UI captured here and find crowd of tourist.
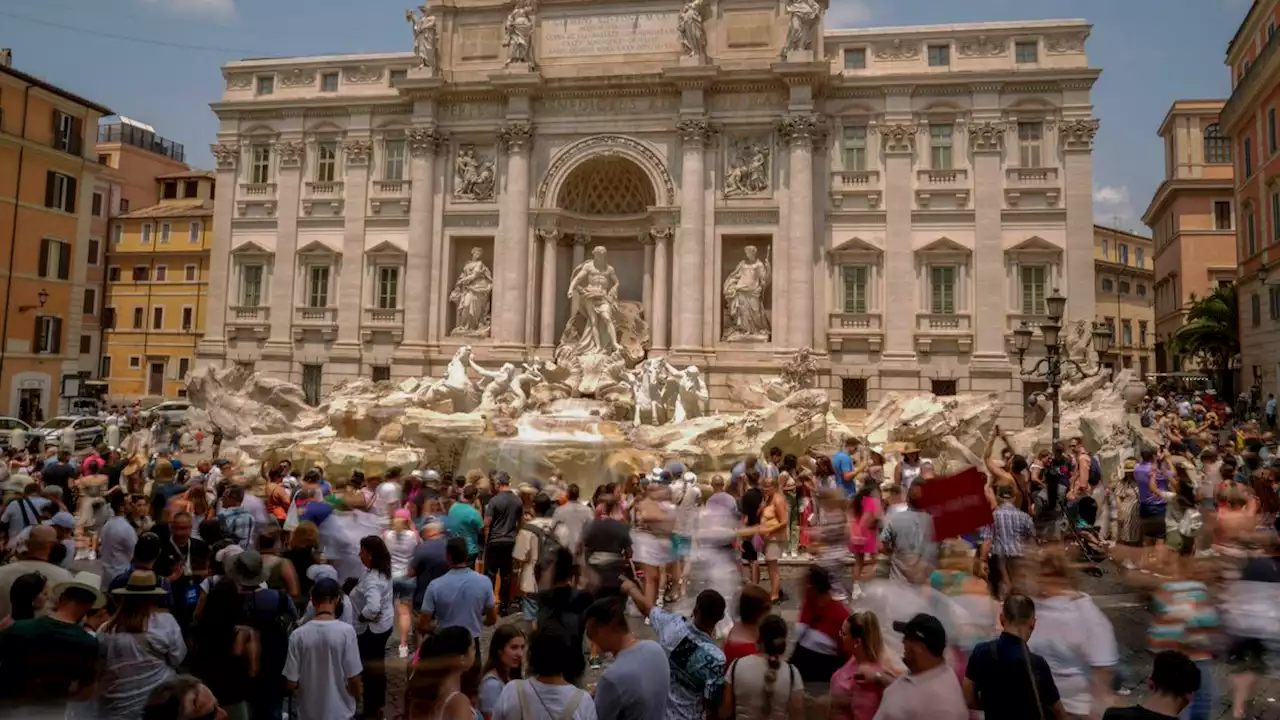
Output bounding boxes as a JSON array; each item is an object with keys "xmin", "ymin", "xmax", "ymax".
[{"xmin": 0, "ymin": 382, "xmax": 1272, "ymax": 720}]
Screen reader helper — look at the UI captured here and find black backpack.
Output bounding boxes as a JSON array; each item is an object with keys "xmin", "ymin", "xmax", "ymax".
[{"xmin": 525, "ymin": 521, "xmax": 565, "ymax": 585}]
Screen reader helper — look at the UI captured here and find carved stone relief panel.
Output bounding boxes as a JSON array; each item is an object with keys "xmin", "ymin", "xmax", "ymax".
[
  {"xmin": 453, "ymin": 144, "xmax": 498, "ymax": 202},
  {"xmin": 723, "ymin": 134, "xmax": 772, "ymax": 197}
]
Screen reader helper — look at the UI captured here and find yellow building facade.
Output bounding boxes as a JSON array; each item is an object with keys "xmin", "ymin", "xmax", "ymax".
[
  {"xmin": 1094, "ymin": 225, "xmax": 1156, "ymax": 378},
  {"xmin": 102, "ymin": 172, "xmax": 213, "ymax": 400}
]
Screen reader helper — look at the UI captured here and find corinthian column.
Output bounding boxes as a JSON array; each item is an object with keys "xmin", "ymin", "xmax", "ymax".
[
  {"xmin": 403, "ymin": 127, "xmax": 448, "ymax": 351},
  {"xmin": 650, "ymin": 226, "xmax": 673, "ymax": 351},
  {"xmin": 675, "ymin": 118, "xmax": 712, "ymax": 352},
  {"xmin": 197, "ymin": 142, "xmax": 239, "ymax": 363},
  {"xmin": 537, "ymin": 228, "xmax": 561, "ymax": 349},
  {"xmin": 496, "ymin": 123, "xmax": 534, "ymax": 347},
  {"xmin": 780, "ymin": 114, "xmax": 818, "ymax": 349},
  {"xmin": 267, "ymin": 138, "xmax": 305, "ymax": 349}
]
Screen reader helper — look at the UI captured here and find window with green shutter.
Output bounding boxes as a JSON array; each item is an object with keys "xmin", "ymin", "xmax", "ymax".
[
  {"xmin": 930, "ymin": 266, "xmax": 956, "ymax": 314},
  {"xmin": 841, "ymin": 265, "xmax": 868, "ymax": 314},
  {"xmin": 1020, "ymin": 265, "xmax": 1047, "ymax": 315}
]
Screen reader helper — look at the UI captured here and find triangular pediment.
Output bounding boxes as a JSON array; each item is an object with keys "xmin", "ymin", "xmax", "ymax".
[
  {"xmin": 296, "ymin": 239, "xmax": 341, "ymax": 256},
  {"xmin": 230, "ymin": 240, "xmax": 273, "ymax": 255},
  {"xmin": 1006, "ymin": 236, "xmax": 1061, "ymax": 254},
  {"xmin": 915, "ymin": 236, "xmax": 971, "ymax": 255},
  {"xmin": 831, "ymin": 236, "xmax": 882, "ymax": 254},
  {"xmin": 364, "ymin": 240, "xmax": 406, "ymax": 256}
]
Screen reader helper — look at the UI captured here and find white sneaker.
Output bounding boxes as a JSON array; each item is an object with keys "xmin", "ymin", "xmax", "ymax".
[
  {"xmin": 849, "ymin": 583, "xmax": 865, "ymax": 600},
  {"xmin": 398, "ymin": 644, "xmax": 409, "ymax": 659}
]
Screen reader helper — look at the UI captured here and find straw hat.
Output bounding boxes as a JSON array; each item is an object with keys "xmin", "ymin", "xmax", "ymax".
[
  {"xmin": 54, "ymin": 571, "xmax": 106, "ymax": 608},
  {"xmin": 123, "ymin": 456, "xmax": 144, "ymax": 476},
  {"xmin": 227, "ymin": 550, "xmax": 270, "ymax": 588},
  {"xmin": 901, "ymin": 443, "xmax": 921, "ymax": 455},
  {"xmin": 111, "ymin": 570, "xmax": 166, "ymax": 597}
]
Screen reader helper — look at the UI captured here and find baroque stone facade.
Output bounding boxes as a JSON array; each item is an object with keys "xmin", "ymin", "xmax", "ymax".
[{"xmin": 197, "ymin": 4, "xmax": 1099, "ymax": 424}]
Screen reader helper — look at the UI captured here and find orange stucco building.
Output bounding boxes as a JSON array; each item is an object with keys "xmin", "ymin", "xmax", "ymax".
[
  {"xmin": 0, "ymin": 52, "xmax": 112, "ymax": 422},
  {"xmin": 1143, "ymin": 100, "xmax": 1237, "ymax": 373}
]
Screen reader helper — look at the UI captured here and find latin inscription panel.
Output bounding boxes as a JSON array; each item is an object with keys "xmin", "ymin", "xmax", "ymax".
[{"xmin": 540, "ymin": 12, "xmax": 679, "ymax": 58}]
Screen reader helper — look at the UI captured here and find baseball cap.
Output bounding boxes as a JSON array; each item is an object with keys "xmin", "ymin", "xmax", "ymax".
[
  {"xmin": 893, "ymin": 613, "xmax": 947, "ymax": 656},
  {"xmin": 45, "ymin": 511, "xmax": 76, "ymax": 530}
]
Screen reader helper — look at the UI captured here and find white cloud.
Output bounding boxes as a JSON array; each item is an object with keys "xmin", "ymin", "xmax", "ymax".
[
  {"xmin": 826, "ymin": 0, "xmax": 874, "ymax": 29},
  {"xmin": 1094, "ymin": 184, "xmax": 1143, "ymax": 233},
  {"xmin": 140, "ymin": 0, "xmax": 236, "ymax": 21}
]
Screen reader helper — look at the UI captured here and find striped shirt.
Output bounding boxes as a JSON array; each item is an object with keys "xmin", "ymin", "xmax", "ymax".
[{"xmin": 981, "ymin": 503, "xmax": 1035, "ymax": 557}]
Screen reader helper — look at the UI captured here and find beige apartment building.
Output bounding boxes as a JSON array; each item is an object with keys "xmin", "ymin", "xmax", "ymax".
[
  {"xmin": 1143, "ymin": 100, "xmax": 1237, "ymax": 373},
  {"xmin": 1094, "ymin": 225, "xmax": 1154, "ymax": 377},
  {"xmin": 198, "ymin": 4, "xmax": 1101, "ymax": 426}
]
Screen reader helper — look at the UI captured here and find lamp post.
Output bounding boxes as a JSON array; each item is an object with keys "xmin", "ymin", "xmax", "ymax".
[{"xmin": 1011, "ymin": 288, "xmax": 1114, "ymax": 446}]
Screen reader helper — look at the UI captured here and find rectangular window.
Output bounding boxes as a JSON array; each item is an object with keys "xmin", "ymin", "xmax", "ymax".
[
  {"xmin": 1122, "ymin": 320, "xmax": 1133, "ymax": 347},
  {"xmin": 1215, "ymin": 201, "xmax": 1233, "ymax": 230},
  {"xmin": 372, "ymin": 365, "xmax": 392, "ymax": 382},
  {"xmin": 132, "ymin": 307, "xmax": 144, "ymax": 329},
  {"xmin": 1270, "ymin": 108, "xmax": 1278, "ymax": 154},
  {"xmin": 82, "ymin": 287, "xmax": 96, "ymax": 315},
  {"xmin": 1271, "ymin": 286, "xmax": 1280, "ymax": 321},
  {"xmin": 189, "ymin": 221, "xmax": 201, "ymax": 244},
  {"xmin": 241, "ymin": 265, "xmax": 263, "ymax": 306},
  {"xmin": 250, "ymin": 144, "xmax": 271, "ymax": 184},
  {"xmin": 132, "ymin": 265, "xmax": 150, "ymax": 282},
  {"xmin": 1252, "ymin": 293, "xmax": 1262, "ymax": 326},
  {"xmin": 1119, "ymin": 243, "xmax": 1129, "ymax": 265},
  {"xmin": 103, "ymin": 307, "xmax": 115, "ymax": 329},
  {"xmin": 1119, "ymin": 280, "xmax": 1131, "ymax": 295},
  {"xmin": 119, "ymin": 199, "xmax": 130, "ymax": 213},
  {"xmin": 1246, "ymin": 137, "xmax": 1254, "ymax": 177},
  {"xmin": 383, "ymin": 140, "xmax": 407, "ymax": 181},
  {"xmin": 182, "ymin": 307, "xmax": 194, "ymax": 331},
  {"xmin": 44, "ymin": 171, "xmax": 77, "ymax": 213},
  {"xmin": 113, "ymin": 224, "xmax": 123, "ymax": 245},
  {"xmin": 79, "ymin": 334, "xmax": 91, "ymax": 354},
  {"xmin": 1273, "ymin": 193, "xmax": 1280, "ymax": 242},
  {"xmin": 1018, "ymin": 122, "xmax": 1043, "ymax": 167},
  {"xmin": 1136, "ymin": 248, "xmax": 1145, "ymax": 267},
  {"xmin": 52, "ymin": 111, "xmax": 77, "ymax": 154},
  {"xmin": 1015, "ymin": 41, "xmax": 1038, "ymax": 63},
  {"xmin": 927, "ymin": 44, "xmax": 950, "ymax": 67},
  {"xmin": 1101, "ymin": 277, "xmax": 1114, "ymax": 293},
  {"xmin": 390, "ymin": 69, "xmax": 407, "ymax": 84},
  {"xmin": 302, "ymin": 365, "xmax": 323, "ymax": 407},
  {"xmin": 929, "ymin": 124, "xmax": 954, "ymax": 170},
  {"xmin": 87, "ymin": 238, "xmax": 100, "ymax": 266},
  {"xmin": 377, "ymin": 266, "xmax": 400, "ymax": 310},
  {"xmin": 316, "ymin": 142, "xmax": 338, "ymax": 183},
  {"xmin": 1020, "ymin": 265, "xmax": 1047, "ymax": 315},
  {"xmin": 1103, "ymin": 316, "xmax": 1116, "ymax": 342},
  {"xmin": 185, "ymin": 265, "xmax": 197, "ymax": 282},
  {"xmin": 38, "ymin": 238, "xmax": 71, "ymax": 280},
  {"xmin": 100, "ymin": 356, "xmax": 111, "ymax": 378},
  {"xmin": 152, "ymin": 306, "xmax": 164, "ymax": 330},
  {"xmin": 844, "ymin": 48, "xmax": 866, "ymax": 70},
  {"xmin": 308, "ymin": 266, "xmax": 330, "ymax": 308},
  {"xmin": 129, "ymin": 356, "xmax": 142, "ymax": 369},
  {"xmin": 256, "ymin": 75, "xmax": 274, "ymax": 95},
  {"xmin": 929, "ymin": 266, "xmax": 956, "ymax": 314},
  {"xmin": 842, "ymin": 126, "xmax": 868, "ymax": 172},
  {"xmin": 1139, "ymin": 320, "xmax": 1149, "ymax": 346},
  {"xmin": 162, "ymin": 181, "xmax": 178, "ymax": 200},
  {"xmin": 91, "ymin": 192, "xmax": 103, "ymax": 217},
  {"xmin": 841, "ymin": 378, "xmax": 868, "ymax": 410},
  {"xmin": 321, "ymin": 72, "xmax": 340, "ymax": 92},
  {"xmin": 107, "ymin": 266, "xmax": 121, "ymax": 282},
  {"xmin": 184, "ymin": 180, "xmax": 199, "ymax": 198},
  {"xmin": 1248, "ymin": 208, "xmax": 1257, "ymax": 256},
  {"xmin": 141, "ymin": 223, "xmax": 152, "ymax": 244},
  {"xmin": 178, "ymin": 357, "xmax": 191, "ymax": 379},
  {"xmin": 1101, "ymin": 239, "xmax": 1109, "ymax": 260},
  {"xmin": 34, "ymin": 316, "xmax": 61, "ymax": 354},
  {"xmin": 841, "ymin": 265, "xmax": 869, "ymax": 314},
  {"xmin": 931, "ymin": 380, "xmax": 958, "ymax": 397},
  {"xmin": 155, "ymin": 266, "xmax": 167, "ymax": 282},
  {"xmin": 160, "ymin": 223, "xmax": 171, "ymax": 244}
]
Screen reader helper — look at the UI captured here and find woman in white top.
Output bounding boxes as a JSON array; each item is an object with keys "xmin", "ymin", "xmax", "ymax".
[
  {"xmin": 94, "ymin": 570, "xmax": 188, "ymax": 719},
  {"xmin": 494, "ymin": 626, "xmax": 595, "ymax": 720},
  {"xmin": 894, "ymin": 447, "xmax": 923, "ymax": 491},
  {"xmin": 383, "ymin": 509, "xmax": 422, "ymax": 658},
  {"xmin": 721, "ymin": 614, "xmax": 803, "ymax": 720},
  {"xmin": 353, "ymin": 535, "xmax": 395, "ymax": 720}
]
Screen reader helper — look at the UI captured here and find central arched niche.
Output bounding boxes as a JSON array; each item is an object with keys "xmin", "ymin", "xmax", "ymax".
[{"xmin": 556, "ymin": 156, "xmax": 657, "ymax": 216}]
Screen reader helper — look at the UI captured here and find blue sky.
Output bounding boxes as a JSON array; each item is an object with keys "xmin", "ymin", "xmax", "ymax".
[{"xmin": 0, "ymin": 0, "xmax": 1252, "ymax": 234}]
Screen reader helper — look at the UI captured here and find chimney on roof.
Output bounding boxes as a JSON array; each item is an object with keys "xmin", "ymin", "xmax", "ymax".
[{"xmin": 0, "ymin": 49, "xmax": 11, "ymax": 68}]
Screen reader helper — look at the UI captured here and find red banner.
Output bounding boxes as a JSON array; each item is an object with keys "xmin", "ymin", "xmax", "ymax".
[{"xmin": 914, "ymin": 466, "xmax": 994, "ymax": 540}]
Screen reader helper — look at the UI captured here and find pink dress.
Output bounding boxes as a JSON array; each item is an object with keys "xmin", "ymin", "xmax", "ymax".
[
  {"xmin": 829, "ymin": 657, "xmax": 885, "ymax": 720},
  {"xmin": 847, "ymin": 497, "xmax": 880, "ymax": 554}
]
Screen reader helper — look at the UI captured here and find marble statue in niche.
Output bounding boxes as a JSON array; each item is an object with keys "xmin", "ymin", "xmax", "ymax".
[
  {"xmin": 406, "ymin": 5, "xmax": 439, "ymax": 71},
  {"xmin": 722, "ymin": 245, "xmax": 772, "ymax": 341},
  {"xmin": 724, "ymin": 138, "xmax": 770, "ymax": 197},
  {"xmin": 449, "ymin": 247, "xmax": 493, "ymax": 337},
  {"xmin": 454, "ymin": 145, "xmax": 496, "ymax": 202},
  {"xmin": 562, "ymin": 246, "xmax": 622, "ymax": 359},
  {"xmin": 782, "ymin": 0, "xmax": 823, "ymax": 54},
  {"xmin": 677, "ymin": 0, "xmax": 708, "ymax": 57},
  {"xmin": 503, "ymin": 0, "xmax": 537, "ymax": 67}
]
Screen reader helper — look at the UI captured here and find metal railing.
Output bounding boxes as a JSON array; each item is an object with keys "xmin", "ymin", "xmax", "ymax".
[{"xmin": 97, "ymin": 123, "xmax": 186, "ymax": 162}]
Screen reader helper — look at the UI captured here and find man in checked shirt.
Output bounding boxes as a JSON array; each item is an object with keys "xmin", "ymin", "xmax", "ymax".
[{"xmin": 979, "ymin": 484, "xmax": 1035, "ymax": 600}]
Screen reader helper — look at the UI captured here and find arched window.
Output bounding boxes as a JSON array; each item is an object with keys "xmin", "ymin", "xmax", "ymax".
[{"xmin": 1204, "ymin": 123, "xmax": 1232, "ymax": 164}]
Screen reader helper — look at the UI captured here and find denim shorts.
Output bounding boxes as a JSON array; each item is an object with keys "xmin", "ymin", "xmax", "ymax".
[{"xmin": 392, "ymin": 575, "xmax": 416, "ymax": 601}]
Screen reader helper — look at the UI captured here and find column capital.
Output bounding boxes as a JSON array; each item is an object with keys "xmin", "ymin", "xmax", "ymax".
[
  {"xmin": 211, "ymin": 143, "xmax": 240, "ymax": 170},
  {"xmin": 500, "ymin": 122, "xmax": 534, "ymax": 152},
  {"xmin": 871, "ymin": 123, "xmax": 921, "ymax": 154},
  {"xmin": 1054, "ymin": 118, "xmax": 1099, "ymax": 152},
  {"xmin": 536, "ymin": 227, "xmax": 561, "ymax": 243},
  {"xmin": 273, "ymin": 140, "xmax": 305, "ymax": 168},
  {"xmin": 968, "ymin": 120, "xmax": 1009, "ymax": 153},
  {"xmin": 649, "ymin": 226, "xmax": 675, "ymax": 243},
  {"xmin": 778, "ymin": 113, "xmax": 820, "ymax": 145},
  {"xmin": 676, "ymin": 117, "xmax": 715, "ymax": 145},
  {"xmin": 408, "ymin": 127, "xmax": 450, "ymax": 157},
  {"xmin": 342, "ymin": 139, "xmax": 373, "ymax": 166}
]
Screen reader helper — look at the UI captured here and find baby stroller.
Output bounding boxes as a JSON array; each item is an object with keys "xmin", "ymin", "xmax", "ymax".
[{"xmin": 1062, "ymin": 496, "xmax": 1108, "ymax": 575}]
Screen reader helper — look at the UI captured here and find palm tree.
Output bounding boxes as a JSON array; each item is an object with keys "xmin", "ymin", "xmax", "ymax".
[{"xmin": 1170, "ymin": 284, "xmax": 1239, "ymax": 390}]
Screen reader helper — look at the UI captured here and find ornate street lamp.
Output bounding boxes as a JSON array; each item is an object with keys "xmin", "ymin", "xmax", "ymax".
[{"xmin": 1012, "ymin": 288, "xmax": 1111, "ymax": 446}]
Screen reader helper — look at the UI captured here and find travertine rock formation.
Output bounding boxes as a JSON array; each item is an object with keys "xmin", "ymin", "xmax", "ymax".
[{"xmin": 186, "ymin": 365, "xmax": 325, "ymax": 438}]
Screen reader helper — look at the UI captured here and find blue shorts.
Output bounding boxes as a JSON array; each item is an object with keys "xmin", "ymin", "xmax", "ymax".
[
  {"xmin": 392, "ymin": 576, "xmax": 416, "ymax": 601},
  {"xmin": 671, "ymin": 535, "xmax": 692, "ymax": 559}
]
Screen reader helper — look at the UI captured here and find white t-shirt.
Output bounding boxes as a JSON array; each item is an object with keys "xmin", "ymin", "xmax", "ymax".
[
  {"xmin": 493, "ymin": 679, "xmax": 597, "ymax": 720},
  {"xmin": 1026, "ymin": 594, "xmax": 1119, "ymax": 716},
  {"xmin": 383, "ymin": 529, "xmax": 421, "ymax": 578},
  {"xmin": 668, "ymin": 480, "xmax": 701, "ymax": 538},
  {"xmin": 283, "ymin": 618, "xmax": 363, "ymax": 720}
]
